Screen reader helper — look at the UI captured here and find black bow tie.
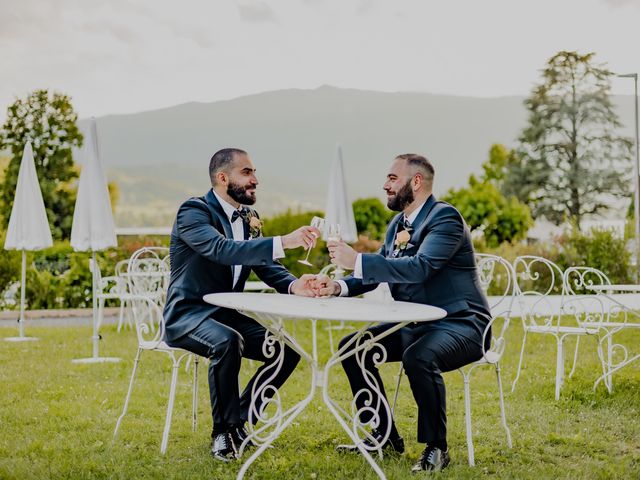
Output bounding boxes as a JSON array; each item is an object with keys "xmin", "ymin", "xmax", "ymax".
[{"xmin": 231, "ymin": 207, "xmax": 250, "ymax": 224}]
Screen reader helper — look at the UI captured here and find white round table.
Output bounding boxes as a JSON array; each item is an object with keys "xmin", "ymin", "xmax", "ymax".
[{"xmin": 203, "ymin": 292, "xmax": 446, "ymax": 480}]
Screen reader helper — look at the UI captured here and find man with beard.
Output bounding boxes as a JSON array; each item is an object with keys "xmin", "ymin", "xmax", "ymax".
[
  {"xmin": 163, "ymin": 148, "xmax": 320, "ymax": 462},
  {"xmin": 316, "ymin": 154, "xmax": 491, "ymax": 473}
]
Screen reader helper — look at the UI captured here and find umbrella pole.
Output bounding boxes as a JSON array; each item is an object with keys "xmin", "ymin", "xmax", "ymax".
[
  {"xmin": 91, "ymin": 252, "xmax": 99, "ymax": 359},
  {"xmin": 72, "ymin": 252, "xmax": 119, "ymax": 363},
  {"xmin": 19, "ymin": 249, "xmax": 26, "ymax": 338}
]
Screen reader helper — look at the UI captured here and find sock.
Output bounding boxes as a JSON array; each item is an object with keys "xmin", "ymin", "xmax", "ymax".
[
  {"xmin": 212, "ymin": 423, "xmax": 230, "ymax": 436},
  {"xmin": 428, "ymin": 439, "xmax": 448, "ymax": 452}
]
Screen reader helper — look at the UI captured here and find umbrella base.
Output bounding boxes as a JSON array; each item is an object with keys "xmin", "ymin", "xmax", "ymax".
[
  {"xmin": 4, "ymin": 336, "xmax": 39, "ymax": 342},
  {"xmin": 72, "ymin": 357, "xmax": 120, "ymax": 364}
]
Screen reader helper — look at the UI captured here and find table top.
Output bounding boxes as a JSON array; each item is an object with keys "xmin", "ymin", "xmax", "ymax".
[
  {"xmin": 586, "ymin": 284, "xmax": 640, "ymax": 293},
  {"xmin": 203, "ymin": 292, "xmax": 447, "ymax": 323}
]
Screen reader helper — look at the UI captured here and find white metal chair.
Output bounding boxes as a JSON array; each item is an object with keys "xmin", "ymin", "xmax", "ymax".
[
  {"xmin": 458, "ymin": 253, "xmax": 514, "ymax": 466},
  {"xmin": 562, "ymin": 266, "xmax": 638, "ymax": 394},
  {"xmin": 511, "ymin": 255, "xmax": 592, "ymax": 400},
  {"xmin": 93, "ymin": 259, "xmax": 133, "ymax": 332},
  {"xmin": 113, "ymin": 247, "xmax": 198, "ymax": 455}
]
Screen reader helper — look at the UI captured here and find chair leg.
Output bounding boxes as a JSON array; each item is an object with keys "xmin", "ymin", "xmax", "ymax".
[
  {"xmin": 511, "ymin": 330, "xmax": 528, "ymax": 393},
  {"xmin": 555, "ymin": 337, "xmax": 565, "ymax": 401},
  {"xmin": 328, "ymin": 323, "xmax": 335, "ymax": 355},
  {"xmin": 568, "ymin": 336, "xmax": 580, "ymax": 378},
  {"xmin": 606, "ymin": 334, "xmax": 614, "ymax": 393},
  {"xmin": 114, "ymin": 348, "xmax": 143, "ymax": 439},
  {"xmin": 595, "ymin": 336, "xmax": 612, "ymax": 394},
  {"xmin": 192, "ymin": 356, "xmax": 199, "ymax": 432},
  {"xmin": 117, "ymin": 300, "xmax": 125, "ymax": 332},
  {"xmin": 462, "ymin": 370, "xmax": 475, "ymax": 466},
  {"xmin": 161, "ymin": 361, "xmax": 181, "ymax": 454},
  {"xmin": 495, "ymin": 364, "xmax": 512, "ymax": 448},
  {"xmin": 390, "ymin": 365, "xmax": 403, "ymax": 416}
]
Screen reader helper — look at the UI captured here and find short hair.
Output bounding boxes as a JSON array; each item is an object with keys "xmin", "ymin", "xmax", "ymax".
[
  {"xmin": 209, "ymin": 148, "xmax": 247, "ymax": 184},
  {"xmin": 396, "ymin": 153, "xmax": 435, "ymax": 184}
]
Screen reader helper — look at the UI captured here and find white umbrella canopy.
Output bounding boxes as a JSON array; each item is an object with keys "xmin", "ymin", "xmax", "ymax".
[
  {"xmin": 70, "ymin": 118, "xmax": 119, "ymax": 363},
  {"xmin": 4, "ymin": 141, "xmax": 53, "ymax": 250},
  {"xmin": 324, "ymin": 144, "xmax": 358, "ymax": 243},
  {"xmin": 3, "ymin": 141, "xmax": 53, "ymax": 342},
  {"xmin": 71, "ymin": 118, "xmax": 117, "ymax": 251}
]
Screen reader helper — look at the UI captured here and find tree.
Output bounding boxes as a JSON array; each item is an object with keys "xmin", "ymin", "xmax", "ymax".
[
  {"xmin": 0, "ymin": 90, "xmax": 83, "ymax": 239},
  {"xmin": 443, "ymin": 145, "xmax": 533, "ymax": 247},
  {"xmin": 352, "ymin": 197, "xmax": 395, "ymax": 241},
  {"xmin": 508, "ymin": 51, "xmax": 632, "ymax": 228}
]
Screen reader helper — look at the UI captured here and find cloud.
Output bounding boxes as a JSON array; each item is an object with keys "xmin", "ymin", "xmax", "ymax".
[
  {"xmin": 237, "ymin": 1, "xmax": 277, "ymax": 23},
  {"xmin": 601, "ymin": 0, "xmax": 640, "ymax": 6}
]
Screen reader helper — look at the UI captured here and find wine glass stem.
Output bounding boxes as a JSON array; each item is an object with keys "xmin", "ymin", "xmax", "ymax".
[{"xmin": 303, "ymin": 247, "xmax": 312, "ymax": 263}]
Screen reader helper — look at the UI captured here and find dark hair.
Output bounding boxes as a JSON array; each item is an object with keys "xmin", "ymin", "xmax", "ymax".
[
  {"xmin": 209, "ymin": 148, "xmax": 247, "ymax": 184},
  {"xmin": 396, "ymin": 153, "xmax": 435, "ymax": 183}
]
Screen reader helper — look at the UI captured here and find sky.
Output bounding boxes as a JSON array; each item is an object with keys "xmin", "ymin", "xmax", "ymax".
[{"xmin": 1, "ymin": 0, "xmax": 639, "ymax": 118}]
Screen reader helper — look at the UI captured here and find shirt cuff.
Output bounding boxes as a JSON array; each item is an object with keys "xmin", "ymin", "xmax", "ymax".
[
  {"xmin": 336, "ymin": 280, "xmax": 349, "ymax": 297},
  {"xmin": 273, "ymin": 236, "xmax": 285, "ymax": 259},
  {"xmin": 287, "ymin": 280, "xmax": 295, "ymax": 294},
  {"xmin": 354, "ymin": 254, "xmax": 363, "ymax": 279}
]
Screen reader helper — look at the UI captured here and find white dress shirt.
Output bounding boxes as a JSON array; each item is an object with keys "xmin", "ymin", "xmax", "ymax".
[{"xmin": 212, "ymin": 190, "xmax": 284, "ymax": 288}]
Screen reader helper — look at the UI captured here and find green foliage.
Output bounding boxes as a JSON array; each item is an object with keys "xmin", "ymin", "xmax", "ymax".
[
  {"xmin": 477, "ymin": 226, "xmax": 632, "ymax": 288},
  {"xmin": 352, "ymin": 197, "xmax": 394, "ymax": 241},
  {"xmin": 443, "ymin": 145, "xmax": 533, "ymax": 247},
  {"xmin": 0, "ymin": 89, "xmax": 83, "ymax": 239},
  {"xmin": 261, "ymin": 209, "xmax": 330, "ymax": 277},
  {"xmin": 509, "ymin": 51, "xmax": 632, "ymax": 227}
]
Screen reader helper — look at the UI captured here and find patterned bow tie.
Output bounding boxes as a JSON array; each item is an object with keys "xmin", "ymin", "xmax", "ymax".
[
  {"xmin": 399, "ymin": 216, "xmax": 412, "ymax": 232},
  {"xmin": 231, "ymin": 207, "xmax": 250, "ymax": 224}
]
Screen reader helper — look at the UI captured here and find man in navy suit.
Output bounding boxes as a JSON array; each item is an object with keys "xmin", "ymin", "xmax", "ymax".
[
  {"xmin": 163, "ymin": 148, "xmax": 320, "ymax": 462},
  {"xmin": 318, "ymin": 154, "xmax": 491, "ymax": 472}
]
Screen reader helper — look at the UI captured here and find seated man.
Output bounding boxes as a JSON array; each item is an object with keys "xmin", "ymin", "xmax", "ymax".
[
  {"xmin": 318, "ymin": 153, "xmax": 491, "ymax": 473},
  {"xmin": 163, "ymin": 148, "xmax": 320, "ymax": 462}
]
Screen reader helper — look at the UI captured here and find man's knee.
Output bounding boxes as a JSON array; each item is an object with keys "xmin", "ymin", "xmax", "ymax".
[
  {"xmin": 402, "ymin": 345, "xmax": 440, "ymax": 374},
  {"xmin": 217, "ymin": 329, "xmax": 244, "ymax": 357}
]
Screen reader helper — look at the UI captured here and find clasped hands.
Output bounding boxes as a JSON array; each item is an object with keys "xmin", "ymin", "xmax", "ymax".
[{"xmin": 290, "ymin": 240, "xmax": 357, "ymax": 297}]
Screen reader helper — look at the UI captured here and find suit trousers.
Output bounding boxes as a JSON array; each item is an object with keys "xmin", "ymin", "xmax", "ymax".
[
  {"xmin": 339, "ymin": 316, "xmax": 486, "ymax": 444},
  {"xmin": 167, "ymin": 308, "xmax": 301, "ymax": 431}
]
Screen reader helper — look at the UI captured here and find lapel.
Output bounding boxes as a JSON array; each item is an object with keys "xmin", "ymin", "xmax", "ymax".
[
  {"xmin": 408, "ymin": 194, "xmax": 437, "ymax": 240},
  {"xmin": 204, "ymin": 190, "xmax": 234, "ymax": 283},
  {"xmin": 385, "ymin": 214, "xmax": 403, "ymax": 257}
]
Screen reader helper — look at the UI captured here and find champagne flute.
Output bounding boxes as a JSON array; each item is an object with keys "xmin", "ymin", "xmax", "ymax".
[
  {"xmin": 298, "ymin": 216, "xmax": 325, "ymax": 266},
  {"xmin": 327, "ymin": 223, "xmax": 345, "ymax": 278}
]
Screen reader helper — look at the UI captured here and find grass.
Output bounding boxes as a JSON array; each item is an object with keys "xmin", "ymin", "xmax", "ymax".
[{"xmin": 0, "ymin": 319, "xmax": 639, "ymax": 479}]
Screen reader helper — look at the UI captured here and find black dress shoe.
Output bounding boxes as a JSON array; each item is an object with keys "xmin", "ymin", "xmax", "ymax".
[
  {"xmin": 231, "ymin": 425, "xmax": 256, "ymax": 451},
  {"xmin": 211, "ymin": 432, "xmax": 238, "ymax": 462},
  {"xmin": 336, "ymin": 429, "xmax": 405, "ymax": 454},
  {"xmin": 411, "ymin": 446, "xmax": 450, "ymax": 473}
]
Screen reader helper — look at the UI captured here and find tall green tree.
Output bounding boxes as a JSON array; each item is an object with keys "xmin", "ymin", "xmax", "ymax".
[
  {"xmin": 443, "ymin": 144, "xmax": 533, "ymax": 247},
  {"xmin": 508, "ymin": 51, "xmax": 632, "ymax": 228},
  {"xmin": 0, "ymin": 90, "xmax": 83, "ymax": 239}
]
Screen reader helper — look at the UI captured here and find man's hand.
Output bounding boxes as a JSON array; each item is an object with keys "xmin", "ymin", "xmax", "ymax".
[
  {"xmin": 282, "ymin": 226, "xmax": 321, "ymax": 250},
  {"xmin": 290, "ymin": 274, "xmax": 320, "ymax": 297},
  {"xmin": 312, "ymin": 274, "xmax": 342, "ymax": 297},
  {"xmin": 327, "ymin": 240, "xmax": 358, "ymax": 270}
]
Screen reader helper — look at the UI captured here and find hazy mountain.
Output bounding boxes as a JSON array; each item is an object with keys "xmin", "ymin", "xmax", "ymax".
[{"xmin": 81, "ymin": 86, "xmax": 635, "ymax": 226}]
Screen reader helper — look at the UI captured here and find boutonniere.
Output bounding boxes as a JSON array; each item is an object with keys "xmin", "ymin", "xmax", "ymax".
[
  {"xmin": 392, "ymin": 229, "xmax": 413, "ymax": 257},
  {"xmin": 248, "ymin": 212, "xmax": 262, "ymax": 238}
]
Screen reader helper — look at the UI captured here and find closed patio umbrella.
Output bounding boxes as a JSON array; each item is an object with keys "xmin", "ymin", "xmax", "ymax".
[
  {"xmin": 3, "ymin": 141, "xmax": 53, "ymax": 341},
  {"xmin": 324, "ymin": 144, "xmax": 358, "ymax": 243},
  {"xmin": 70, "ymin": 118, "xmax": 119, "ymax": 363}
]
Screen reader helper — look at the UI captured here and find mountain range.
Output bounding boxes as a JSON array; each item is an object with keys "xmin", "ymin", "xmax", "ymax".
[{"xmin": 81, "ymin": 86, "xmax": 635, "ymax": 226}]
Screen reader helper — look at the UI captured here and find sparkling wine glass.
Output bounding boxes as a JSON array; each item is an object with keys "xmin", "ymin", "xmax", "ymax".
[
  {"xmin": 298, "ymin": 216, "xmax": 325, "ymax": 266},
  {"xmin": 327, "ymin": 223, "xmax": 345, "ymax": 278}
]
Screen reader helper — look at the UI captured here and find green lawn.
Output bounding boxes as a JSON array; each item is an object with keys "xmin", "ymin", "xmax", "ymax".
[{"xmin": 0, "ymin": 320, "xmax": 638, "ymax": 479}]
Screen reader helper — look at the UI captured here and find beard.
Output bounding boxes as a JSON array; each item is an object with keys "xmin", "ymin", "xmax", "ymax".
[
  {"xmin": 386, "ymin": 179, "xmax": 414, "ymax": 211},
  {"xmin": 227, "ymin": 181, "xmax": 256, "ymax": 205}
]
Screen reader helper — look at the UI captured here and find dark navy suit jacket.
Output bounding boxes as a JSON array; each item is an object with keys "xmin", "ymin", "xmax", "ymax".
[
  {"xmin": 344, "ymin": 195, "xmax": 491, "ymax": 338},
  {"xmin": 163, "ymin": 190, "xmax": 296, "ymax": 343}
]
